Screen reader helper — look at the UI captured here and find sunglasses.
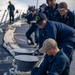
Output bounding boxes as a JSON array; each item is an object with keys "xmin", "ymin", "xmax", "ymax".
[{"xmin": 58, "ymin": 8, "xmax": 65, "ymax": 12}]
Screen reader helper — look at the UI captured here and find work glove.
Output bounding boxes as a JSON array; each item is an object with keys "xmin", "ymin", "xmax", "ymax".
[{"xmin": 32, "ymin": 49, "xmax": 43, "ymax": 56}]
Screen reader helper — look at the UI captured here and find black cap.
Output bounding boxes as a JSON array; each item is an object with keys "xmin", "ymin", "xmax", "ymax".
[
  {"xmin": 40, "ymin": 4, "xmax": 46, "ymax": 8},
  {"xmin": 46, "ymin": 0, "xmax": 56, "ymax": 3},
  {"xmin": 36, "ymin": 13, "xmax": 47, "ymax": 25},
  {"xmin": 31, "ymin": 8, "xmax": 36, "ymax": 12},
  {"xmin": 8, "ymin": 1, "xmax": 11, "ymax": 4}
]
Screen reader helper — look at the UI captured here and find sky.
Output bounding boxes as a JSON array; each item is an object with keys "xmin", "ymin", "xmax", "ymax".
[{"xmin": 0, "ymin": 0, "xmax": 75, "ymax": 12}]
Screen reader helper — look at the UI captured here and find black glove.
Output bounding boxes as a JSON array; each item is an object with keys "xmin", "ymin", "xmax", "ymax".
[{"xmin": 32, "ymin": 49, "xmax": 43, "ymax": 56}]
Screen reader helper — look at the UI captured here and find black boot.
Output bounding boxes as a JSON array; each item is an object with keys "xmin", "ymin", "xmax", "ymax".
[{"xmin": 27, "ymin": 40, "xmax": 34, "ymax": 45}]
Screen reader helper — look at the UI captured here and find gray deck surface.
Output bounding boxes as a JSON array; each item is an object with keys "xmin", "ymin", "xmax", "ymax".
[{"xmin": 0, "ymin": 21, "xmax": 75, "ymax": 75}]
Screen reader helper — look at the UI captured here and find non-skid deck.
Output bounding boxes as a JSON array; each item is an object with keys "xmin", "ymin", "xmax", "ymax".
[{"xmin": 0, "ymin": 20, "xmax": 75, "ymax": 75}]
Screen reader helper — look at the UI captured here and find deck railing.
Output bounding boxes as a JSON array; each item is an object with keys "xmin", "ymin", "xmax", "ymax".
[{"xmin": 0, "ymin": 9, "xmax": 25, "ymax": 26}]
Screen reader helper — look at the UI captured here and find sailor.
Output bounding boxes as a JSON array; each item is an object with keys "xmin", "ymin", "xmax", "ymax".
[
  {"xmin": 57, "ymin": 2, "xmax": 75, "ymax": 28},
  {"xmin": 26, "ymin": 9, "xmax": 39, "ymax": 47},
  {"xmin": 35, "ymin": 13, "xmax": 75, "ymax": 62},
  {"xmin": 39, "ymin": 4, "xmax": 46, "ymax": 13},
  {"xmin": 44, "ymin": 0, "xmax": 59, "ymax": 21},
  {"xmin": 31, "ymin": 38, "xmax": 70, "ymax": 75},
  {"xmin": 7, "ymin": 1, "xmax": 15, "ymax": 23}
]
